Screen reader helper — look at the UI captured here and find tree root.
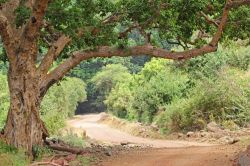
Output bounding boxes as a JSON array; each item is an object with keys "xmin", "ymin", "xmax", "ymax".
[
  {"xmin": 44, "ymin": 139, "xmax": 88, "ymax": 155},
  {"xmin": 29, "ymin": 161, "xmax": 61, "ymax": 166},
  {"xmin": 30, "ymin": 162, "xmax": 61, "ymax": 166}
]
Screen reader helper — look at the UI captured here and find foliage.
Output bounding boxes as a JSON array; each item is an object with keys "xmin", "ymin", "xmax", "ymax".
[
  {"xmin": 41, "ymin": 77, "xmax": 87, "ymax": 134},
  {"xmin": 0, "ymin": 73, "xmax": 9, "ymax": 129},
  {"xmin": 176, "ymin": 45, "xmax": 250, "ymax": 80},
  {"xmin": 0, "ymin": 0, "xmax": 7, "ymax": 5},
  {"xmin": 18, "ymin": 0, "xmax": 247, "ymax": 60},
  {"xmin": 0, "ymin": 0, "xmax": 250, "ymax": 140},
  {"xmin": 155, "ymin": 68, "xmax": 250, "ymax": 132},
  {"xmin": 0, "ymin": 73, "xmax": 87, "ymax": 134},
  {"xmin": 32, "ymin": 146, "xmax": 53, "ymax": 160},
  {"xmin": 226, "ymin": 45, "xmax": 250, "ymax": 70},
  {"xmin": 70, "ymin": 56, "xmax": 149, "ymax": 81},
  {"xmin": 69, "ymin": 56, "xmax": 150, "ymax": 109},
  {"xmin": 0, "ymin": 61, "xmax": 8, "ymax": 74},
  {"xmin": 52, "ymin": 133, "xmax": 86, "ymax": 148},
  {"xmin": 0, "ymin": 42, "xmax": 7, "ymax": 63},
  {"xmin": 105, "ymin": 78, "xmax": 134, "ymax": 119},
  {"xmin": 105, "ymin": 58, "xmax": 189, "ymax": 123},
  {"xmin": 105, "ymin": 45, "xmax": 250, "ymax": 132},
  {"xmin": 15, "ymin": 5, "xmax": 32, "ymax": 27},
  {"xmin": 91, "ymin": 64, "xmax": 132, "ymax": 106}
]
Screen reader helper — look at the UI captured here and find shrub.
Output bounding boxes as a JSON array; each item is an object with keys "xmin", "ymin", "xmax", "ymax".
[
  {"xmin": 155, "ymin": 67, "xmax": 250, "ymax": 131},
  {"xmin": 0, "ymin": 73, "xmax": 9, "ymax": 129},
  {"xmin": 91, "ymin": 64, "xmax": 132, "ymax": 106},
  {"xmin": 106, "ymin": 58, "xmax": 189, "ymax": 124},
  {"xmin": 175, "ymin": 45, "xmax": 250, "ymax": 80},
  {"xmin": 41, "ymin": 77, "xmax": 87, "ymax": 134},
  {"xmin": 105, "ymin": 80, "xmax": 135, "ymax": 119},
  {"xmin": 52, "ymin": 133, "xmax": 86, "ymax": 147}
]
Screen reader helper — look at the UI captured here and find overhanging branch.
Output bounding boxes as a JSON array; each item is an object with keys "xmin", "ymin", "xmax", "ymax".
[
  {"xmin": 40, "ymin": 0, "xmax": 250, "ymax": 93},
  {"xmin": 227, "ymin": 0, "xmax": 250, "ymax": 8},
  {"xmin": 200, "ymin": 11, "xmax": 219, "ymax": 27},
  {"xmin": 40, "ymin": 44, "xmax": 217, "ymax": 93},
  {"xmin": 38, "ymin": 35, "xmax": 71, "ymax": 76}
]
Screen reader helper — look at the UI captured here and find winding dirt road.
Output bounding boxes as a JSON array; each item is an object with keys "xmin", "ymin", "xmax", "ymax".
[
  {"xmin": 67, "ymin": 114, "xmax": 210, "ymax": 148},
  {"xmin": 67, "ymin": 114, "xmax": 242, "ymax": 166}
]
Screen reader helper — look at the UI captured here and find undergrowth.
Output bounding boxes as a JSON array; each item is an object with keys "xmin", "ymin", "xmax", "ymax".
[{"xmin": 0, "ymin": 141, "xmax": 29, "ymax": 166}]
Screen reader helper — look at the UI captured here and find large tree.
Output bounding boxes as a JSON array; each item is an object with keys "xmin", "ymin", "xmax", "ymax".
[{"xmin": 0, "ymin": 0, "xmax": 249, "ymax": 154}]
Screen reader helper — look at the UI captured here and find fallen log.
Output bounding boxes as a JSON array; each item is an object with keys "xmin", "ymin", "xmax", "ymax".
[{"xmin": 44, "ymin": 139, "xmax": 88, "ymax": 155}]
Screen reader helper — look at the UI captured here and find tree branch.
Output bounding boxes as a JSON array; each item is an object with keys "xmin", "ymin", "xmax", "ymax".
[
  {"xmin": 0, "ymin": 12, "xmax": 15, "ymax": 63},
  {"xmin": 40, "ymin": 44, "xmax": 217, "ymax": 93},
  {"xmin": 209, "ymin": 0, "xmax": 230, "ymax": 47},
  {"xmin": 200, "ymin": 11, "xmax": 219, "ymax": 27},
  {"xmin": 40, "ymin": 0, "xmax": 250, "ymax": 93},
  {"xmin": 119, "ymin": 4, "xmax": 162, "ymax": 40},
  {"xmin": 0, "ymin": 0, "xmax": 21, "ymax": 25},
  {"xmin": 227, "ymin": 0, "xmax": 250, "ymax": 8},
  {"xmin": 118, "ymin": 23, "xmax": 139, "ymax": 39},
  {"xmin": 22, "ymin": 0, "xmax": 49, "ymax": 41},
  {"xmin": 38, "ymin": 35, "xmax": 71, "ymax": 76},
  {"xmin": 101, "ymin": 12, "xmax": 123, "ymax": 25}
]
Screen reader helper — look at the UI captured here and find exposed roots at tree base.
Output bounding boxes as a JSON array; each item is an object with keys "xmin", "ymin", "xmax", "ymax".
[{"xmin": 44, "ymin": 139, "xmax": 88, "ymax": 155}]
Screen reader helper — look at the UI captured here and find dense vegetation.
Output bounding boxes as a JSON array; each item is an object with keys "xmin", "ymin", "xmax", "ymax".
[
  {"xmin": 3, "ymin": 42, "xmax": 246, "ymax": 134},
  {"xmin": 88, "ymin": 44, "xmax": 250, "ymax": 133},
  {"xmin": 0, "ymin": 68, "xmax": 87, "ymax": 134}
]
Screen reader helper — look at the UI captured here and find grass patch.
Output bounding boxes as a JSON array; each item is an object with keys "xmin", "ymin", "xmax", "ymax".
[
  {"xmin": 0, "ymin": 140, "xmax": 29, "ymax": 166},
  {"xmin": 69, "ymin": 156, "xmax": 97, "ymax": 166},
  {"xmin": 52, "ymin": 132, "xmax": 86, "ymax": 147},
  {"xmin": 239, "ymin": 136, "xmax": 250, "ymax": 146},
  {"xmin": 98, "ymin": 113, "xmax": 163, "ymax": 139},
  {"xmin": 32, "ymin": 145, "xmax": 54, "ymax": 160}
]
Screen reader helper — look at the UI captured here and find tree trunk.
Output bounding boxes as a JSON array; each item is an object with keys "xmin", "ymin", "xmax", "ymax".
[{"xmin": 3, "ymin": 63, "xmax": 48, "ymax": 155}]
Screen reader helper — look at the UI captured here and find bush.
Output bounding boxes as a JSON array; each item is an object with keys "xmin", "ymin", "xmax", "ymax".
[
  {"xmin": 105, "ymin": 80, "xmax": 134, "ymax": 119},
  {"xmin": 91, "ymin": 64, "xmax": 132, "ymax": 106},
  {"xmin": 106, "ymin": 58, "xmax": 189, "ymax": 124},
  {"xmin": 0, "ymin": 61, "xmax": 8, "ymax": 74},
  {"xmin": 41, "ymin": 77, "xmax": 87, "ymax": 134},
  {"xmin": 155, "ymin": 67, "xmax": 250, "ymax": 132},
  {"xmin": 0, "ymin": 73, "xmax": 9, "ymax": 129},
  {"xmin": 175, "ymin": 45, "xmax": 250, "ymax": 80},
  {"xmin": 52, "ymin": 133, "xmax": 86, "ymax": 147}
]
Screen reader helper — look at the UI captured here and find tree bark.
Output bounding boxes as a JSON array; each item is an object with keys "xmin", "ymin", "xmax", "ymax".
[{"xmin": 3, "ymin": 62, "xmax": 48, "ymax": 156}]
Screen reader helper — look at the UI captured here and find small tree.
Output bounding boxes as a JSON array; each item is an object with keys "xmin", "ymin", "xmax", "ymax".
[{"xmin": 0, "ymin": 0, "xmax": 249, "ymax": 154}]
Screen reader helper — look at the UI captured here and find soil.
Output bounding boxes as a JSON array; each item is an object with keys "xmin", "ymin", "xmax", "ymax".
[
  {"xmin": 66, "ymin": 114, "xmax": 210, "ymax": 147},
  {"xmin": 99, "ymin": 145, "xmax": 241, "ymax": 166},
  {"xmin": 65, "ymin": 113, "xmax": 249, "ymax": 166}
]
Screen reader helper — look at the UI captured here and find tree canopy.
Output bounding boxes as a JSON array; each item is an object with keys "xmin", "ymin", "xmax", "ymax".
[
  {"xmin": 0, "ymin": 0, "xmax": 250, "ymax": 154},
  {"xmin": 1, "ymin": 1, "xmax": 250, "ymax": 84}
]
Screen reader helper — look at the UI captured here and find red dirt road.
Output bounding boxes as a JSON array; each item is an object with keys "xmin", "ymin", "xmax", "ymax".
[
  {"xmin": 99, "ymin": 145, "xmax": 240, "ymax": 166},
  {"xmin": 67, "ymin": 114, "xmax": 243, "ymax": 166}
]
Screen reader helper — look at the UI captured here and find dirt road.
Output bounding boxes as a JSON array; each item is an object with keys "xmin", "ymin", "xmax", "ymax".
[
  {"xmin": 67, "ymin": 114, "xmax": 210, "ymax": 148},
  {"xmin": 100, "ymin": 145, "xmax": 240, "ymax": 166},
  {"xmin": 67, "ymin": 114, "xmax": 242, "ymax": 166}
]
